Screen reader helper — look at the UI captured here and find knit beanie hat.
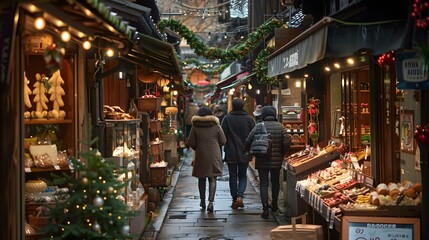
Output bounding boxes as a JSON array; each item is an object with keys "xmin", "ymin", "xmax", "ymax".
[
  {"xmin": 261, "ymin": 106, "xmax": 276, "ymax": 120},
  {"xmin": 198, "ymin": 106, "xmax": 212, "ymax": 116},
  {"xmin": 232, "ymin": 98, "xmax": 244, "ymax": 111}
]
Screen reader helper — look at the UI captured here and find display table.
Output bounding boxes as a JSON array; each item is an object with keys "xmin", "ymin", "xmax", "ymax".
[{"xmin": 284, "ymin": 149, "xmax": 340, "ymax": 216}]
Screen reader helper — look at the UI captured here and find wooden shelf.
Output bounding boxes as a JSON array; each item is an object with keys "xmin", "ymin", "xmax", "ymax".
[
  {"xmin": 360, "ymin": 90, "xmax": 370, "ymax": 93},
  {"xmin": 25, "ymin": 165, "xmax": 73, "ymax": 173},
  {"xmin": 25, "ymin": 119, "xmax": 73, "ymax": 124}
]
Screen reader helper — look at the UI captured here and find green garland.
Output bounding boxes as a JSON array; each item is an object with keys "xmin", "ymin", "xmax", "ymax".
[
  {"xmin": 253, "ymin": 46, "xmax": 277, "ymax": 85},
  {"xmin": 157, "ymin": 18, "xmax": 285, "ymax": 61}
]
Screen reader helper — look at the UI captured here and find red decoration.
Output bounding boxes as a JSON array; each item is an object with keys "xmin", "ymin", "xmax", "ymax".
[
  {"xmin": 377, "ymin": 50, "xmax": 396, "ymax": 66},
  {"xmin": 414, "ymin": 123, "xmax": 429, "ymax": 145},
  {"xmin": 410, "ymin": 0, "xmax": 429, "ymax": 29},
  {"xmin": 308, "ymin": 97, "xmax": 321, "ymax": 143}
]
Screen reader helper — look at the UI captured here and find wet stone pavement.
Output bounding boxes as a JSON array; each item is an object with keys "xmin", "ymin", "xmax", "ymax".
[{"xmin": 142, "ymin": 150, "xmax": 290, "ymax": 240}]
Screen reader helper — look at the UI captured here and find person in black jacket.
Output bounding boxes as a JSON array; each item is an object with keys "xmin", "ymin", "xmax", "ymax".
[
  {"xmin": 221, "ymin": 98, "xmax": 255, "ymax": 209},
  {"xmin": 244, "ymin": 106, "xmax": 291, "ymax": 218}
]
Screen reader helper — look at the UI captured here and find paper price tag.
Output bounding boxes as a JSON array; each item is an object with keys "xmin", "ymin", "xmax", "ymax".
[
  {"xmin": 54, "ymin": 165, "xmax": 60, "ymax": 170},
  {"xmin": 316, "ymin": 197, "xmax": 320, "ymax": 212},
  {"xmin": 25, "ymin": 167, "xmax": 31, "ymax": 173},
  {"xmin": 326, "ymin": 207, "xmax": 331, "ymax": 221},
  {"xmin": 329, "ymin": 209, "xmax": 335, "ymax": 229}
]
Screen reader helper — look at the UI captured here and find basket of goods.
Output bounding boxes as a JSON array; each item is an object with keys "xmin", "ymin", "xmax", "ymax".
[
  {"xmin": 150, "ymin": 119, "xmax": 162, "ymax": 133},
  {"xmin": 28, "ymin": 205, "xmax": 52, "ymax": 232},
  {"xmin": 150, "ymin": 139, "xmax": 164, "ymax": 156},
  {"xmin": 137, "ymin": 94, "xmax": 160, "ymax": 112}
]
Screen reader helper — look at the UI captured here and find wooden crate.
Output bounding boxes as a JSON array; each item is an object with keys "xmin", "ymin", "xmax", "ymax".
[
  {"xmin": 150, "ymin": 140, "xmax": 164, "ymax": 156},
  {"xmin": 136, "ymin": 97, "xmax": 161, "ymax": 112},
  {"xmin": 150, "ymin": 120, "xmax": 162, "ymax": 134},
  {"xmin": 150, "ymin": 165, "xmax": 168, "ymax": 187}
]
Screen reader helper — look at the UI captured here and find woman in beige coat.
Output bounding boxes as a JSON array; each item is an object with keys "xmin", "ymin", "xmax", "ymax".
[{"xmin": 188, "ymin": 106, "xmax": 227, "ymax": 212}]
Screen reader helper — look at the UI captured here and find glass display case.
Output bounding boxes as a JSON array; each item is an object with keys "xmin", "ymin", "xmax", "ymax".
[
  {"xmin": 105, "ymin": 119, "xmax": 144, "ymax": 204},
  {"xmin": 340, "ymin": 68, "xmax": 371, "ymax": 152}
]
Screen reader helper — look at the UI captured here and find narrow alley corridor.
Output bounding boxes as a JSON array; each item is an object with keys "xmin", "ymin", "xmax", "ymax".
[{"xmin": 143, "ymin": 150, "xmax": 288, "ymax": 240}]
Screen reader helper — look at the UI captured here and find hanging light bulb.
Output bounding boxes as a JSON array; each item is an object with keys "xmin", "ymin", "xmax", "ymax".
[
  {"xmin": 106, "ymin": 48, "xmax": 114, "ymax": 57},
  {"xmin": 82, "ymin": 39, "xmax": 92, "ymax": 50},
  {"xmin": 34, "ymin": 13, "xmax": 45, "ymax": 30},
  {"xmin": 60, "ymin": 27, "xmax": 71, "ymax": 42},
  {"xmin": 248, "ymin": 83, "xmax": 252, "ymax": 90}
]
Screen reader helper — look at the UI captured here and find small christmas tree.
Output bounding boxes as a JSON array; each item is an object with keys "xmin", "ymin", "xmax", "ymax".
[{"xmin": 45, "ymin": 136, "xmax": 138, "ymax": 239}]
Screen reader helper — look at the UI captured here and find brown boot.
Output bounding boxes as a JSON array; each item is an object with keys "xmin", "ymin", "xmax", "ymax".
[
  {"xmin": 236, "ymin": 197, "xmax": 244, "ymax": 208},
  {"xmin": 231, "ymin": 200, "xmax": 239, "ymax": 209}
]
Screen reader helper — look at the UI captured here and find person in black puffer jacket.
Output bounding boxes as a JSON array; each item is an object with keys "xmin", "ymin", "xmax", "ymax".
[{"xmin": 244, "ymin": 106, "xmax": 291, "ymax": 218}]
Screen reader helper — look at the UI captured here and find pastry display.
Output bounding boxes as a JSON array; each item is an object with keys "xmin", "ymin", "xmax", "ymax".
[
  {"xmin": 31, "ymin": 73, "xmax": 49, "ymax": 119},
  {"xmin": 104, "ymin": 104, "xmax": 135, "ymax": 120}
]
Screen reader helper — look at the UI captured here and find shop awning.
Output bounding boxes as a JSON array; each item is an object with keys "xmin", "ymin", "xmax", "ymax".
[
  {"xmin": 220, "ymin": 72, "xmax": 254, "ymax": 90},
  {"xmin": 267, "ymin": 17, "xmax": 410, "ymax": 77},
  {"xmin": 29, "ymin": 0, "xmax": 182, "ymax": 80}
]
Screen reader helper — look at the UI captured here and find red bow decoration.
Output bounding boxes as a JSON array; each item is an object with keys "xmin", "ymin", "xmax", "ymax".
[{"xmin": 414, "ymin": 123, "xmax": 429, "ymax": 145}]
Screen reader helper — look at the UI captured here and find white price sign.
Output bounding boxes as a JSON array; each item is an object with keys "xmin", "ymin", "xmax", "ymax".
[
  {"xmin": 343, "ymin": 216, "xmax": 420, "ymax": 240},
  {"xmin": 348, "ymin": 222, "xmax": 413, "ymax": 240}
]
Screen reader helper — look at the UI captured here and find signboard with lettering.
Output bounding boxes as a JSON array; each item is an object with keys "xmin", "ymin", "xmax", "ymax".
[
  {"xmin": 342, "ymin": 216, "xmax": 420, "ymax": 240},
  {"xmin": 396, "ymin": 51, "xmax": 429, "ymax": 89}
]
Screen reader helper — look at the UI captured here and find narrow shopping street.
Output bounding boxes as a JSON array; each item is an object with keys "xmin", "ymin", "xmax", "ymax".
[{"xmin": 142, "ymin": 151, "xmax": 289, "ymax": 240}]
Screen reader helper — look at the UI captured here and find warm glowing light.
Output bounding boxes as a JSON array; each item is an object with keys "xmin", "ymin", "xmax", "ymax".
[
  {"xmin": 228, "ymin": 89, "xmax": 235, "ymax": 95},
  {"xmin": 173, "ymin": 90, "xmax": 178, "ymax": 96},
  {"xmin": 295, "ymin": 80, "xmax": 301, "ymax": 88},
  {"xmin": 304, "ymin": 74, "xmax": 309, "ymax": 78},
  {"xmin": 285, "ymin": 75, "xmax": 290, "ymax": 78},
  {"xmin": 106, "ymin": 48, "xmax": 114, "ymax": 57},
  {"xmin": 96, "ymin": 190, "xmax": 100, "ymax": 194},
  {"xmin": 256, "ymin": 89, "xmax": 260, "ymax": 94},
  {"xmin": 324, "ymin": 66, "xmax": 331, "ymax": 72},
  {"xmin": 34, "ymin": 16, "xmax": 45, "ymax": 30},
  {"xmin": 60, "ymin": 29, "xmax": 71, "ymax": 42},
  {"xmin": 163, "ymin": 86, "xmax": 170, "ymax": 92},
  {"xmin": 347, "ymin": 58, "xmax": 355, "ymax": 65},
  {"xmin": 334, "ymin": 63, "xmax": 341, "ymax": 69},
  {"xmin": 82, "ymin": 40, "xmax": 92, "ymax": 50},
  {"xmin": 248, "ymin": 83, "xmax": 252, "ymax": 90}
]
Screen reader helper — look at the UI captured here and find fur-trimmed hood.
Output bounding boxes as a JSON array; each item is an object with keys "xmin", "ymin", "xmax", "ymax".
[{"xmin": 191, "ymin": 115, "xmax": 220, "ymax": 127}]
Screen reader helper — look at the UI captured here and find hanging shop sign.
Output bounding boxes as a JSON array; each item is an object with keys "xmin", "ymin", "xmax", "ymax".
[{"xmin": 396, "ymin": 51, "xmax": 429, "ymax": 89}]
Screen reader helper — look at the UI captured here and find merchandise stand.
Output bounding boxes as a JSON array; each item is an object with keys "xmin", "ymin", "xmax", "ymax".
[{"xmin": 285, "ymin": 150, "xmax": 340, "ymax": 216}]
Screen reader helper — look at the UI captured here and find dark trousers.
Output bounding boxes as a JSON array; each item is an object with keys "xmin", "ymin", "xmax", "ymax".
[
  {"xmin": 227, "ymin": 162, "xmax": 249, "ymax": 201},
  {"xmin": 198, "ymin": 177, "xmax": 217, "ymax": 202},
  {"xmin": 257, "ymin": 168, "xmax": 280, "ymax": 205}
]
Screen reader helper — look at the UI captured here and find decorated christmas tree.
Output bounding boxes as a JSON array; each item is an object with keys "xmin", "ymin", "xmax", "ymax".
[{"xmin": 44, "ymin": 136, "xmax": 137, "ymax": 239}]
